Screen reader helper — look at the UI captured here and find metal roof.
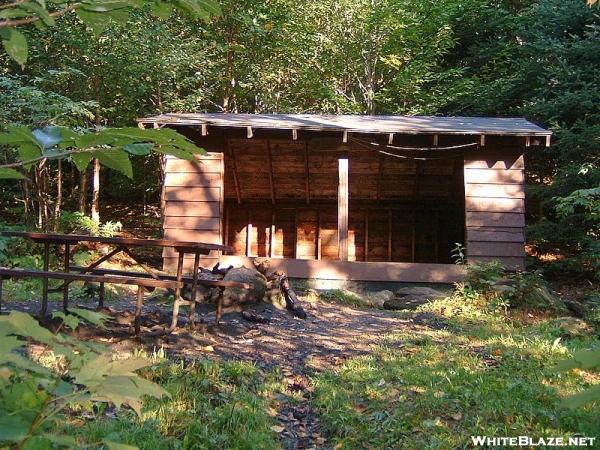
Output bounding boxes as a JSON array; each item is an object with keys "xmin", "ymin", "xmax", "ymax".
[{"xmin": 137, "ymin": 113, "xmax": 551, "ymax": 136}]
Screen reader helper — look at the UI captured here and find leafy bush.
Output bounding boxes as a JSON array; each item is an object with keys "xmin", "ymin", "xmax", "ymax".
[
  {"xmin": 585, "ymin": 303, "xmax": 600, "ymax": 333},
  {"xmin": 0, "ymin": 310, "xmax": 169, "ymax": 449},
  {"xmin": 456, "ymin": 262, "xmax": 561, "ymax": 313},
  {"xmin": 60, "ymin": 211, "xmax": 122, "ymax": 237}
]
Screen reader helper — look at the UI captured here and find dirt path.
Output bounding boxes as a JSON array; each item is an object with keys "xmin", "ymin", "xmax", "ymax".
[{"xmin": 6, "ymin": 296, "xmax": 425, "ymax": 449}]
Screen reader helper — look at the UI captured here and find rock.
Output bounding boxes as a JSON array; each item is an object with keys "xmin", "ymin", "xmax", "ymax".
[
  {"xmin": 384, "ymin": 286, "xmax": 448, "ymax": 310},
  {"xmin": 395, "ymin": 286, "xmax": 447, "ymax": 299},
  {"xmin": 553, "ymin": 317, "xmax": 595, "ymax": 337},
  {"xmin": 367, "ymin": 290, "xmax": 394, "ymax": 308},
  {"xmin": 222, "ymin": 266, "xmax": 267, "ymax": 307},
  {"xmin": 384, "ymin": 295, "xmax": 432, "ymax": 310}
]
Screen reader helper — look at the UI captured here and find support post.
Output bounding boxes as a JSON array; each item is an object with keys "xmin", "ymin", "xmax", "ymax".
[
  {"xmin": 63, "ymin": 244, "xmax": 70, "ymax": 313},
  {"xmin": 246, "ymin": 211, "xmax": 253, "ymax": 257},
  {"xmin": 269, "ymin": 212, "xmax": 276, "ymax": 258},
  {"xmin": 316, "ymin": 209, "xmax": 322, "ymax": 260},
  {"xmin": 134, "ymin": 285, "xmax": 143, "ymax": 336},
  {"xmin": 41, "ymin": 242, "xmax": 50, "ymax": 319},
  {"xmin": 387, "ymin": 208, "xmax": 392, "ymax": 261},
  {"xmin": 267, "ymin": 140, "xmax": 276, "ymax": 204},
  {"xmin": 364, "ymin": 210, "xmax": 369, "ymax": 262},
  {"xmin": 338, "ymin": 157, "xmax": 349, "ymax": 261}
]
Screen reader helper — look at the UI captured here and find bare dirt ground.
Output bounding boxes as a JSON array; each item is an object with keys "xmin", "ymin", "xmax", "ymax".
[{"xmin": 6, "ymin": 295, "xmax": 437, "ymax": 450}]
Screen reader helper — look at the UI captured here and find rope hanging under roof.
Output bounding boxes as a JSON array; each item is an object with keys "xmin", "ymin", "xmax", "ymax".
[{"xmin": 350, "ymin": 137, "xmax": 479, "ymax": 161}]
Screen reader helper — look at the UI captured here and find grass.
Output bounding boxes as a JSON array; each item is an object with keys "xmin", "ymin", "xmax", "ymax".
[
  {"xmin": 64, "ymin": 359, "xmax": 281, "ymax": 449},
  {"xmin": 310, "ymin": 296, "xmax": 600, "ymax": 449}
]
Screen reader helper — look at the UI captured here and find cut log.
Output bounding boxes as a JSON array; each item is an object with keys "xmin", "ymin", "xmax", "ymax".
[{"xmin": 278, "ymin": 273, "xmax": 307, "ymax": 319}]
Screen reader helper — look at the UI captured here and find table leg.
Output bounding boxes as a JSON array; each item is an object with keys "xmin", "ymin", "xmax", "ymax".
[
  {"xmin": 167, "ymin": 252, "xmax": 185, "ymax": 333},
  {"xmin": 215, "ymin": 288, "xmax": 224, "ymax": 325},
  {"xmin": 134, "ymin": 285, "xmax": 143, "ymax": 336},
  {"xmin": 189, "ymin": 253, "xmax": 200, "ymax": 329},
  {"xmin": 62, "ymin": 244, "xmax": 70, "ymax": 313},
  {"xmin": 41, "ymin": 242, "xmax": 50, "ymax": 320},
  {"xmin": 98, "ymin": 282, "xmax": 105, "ymax": 308}
]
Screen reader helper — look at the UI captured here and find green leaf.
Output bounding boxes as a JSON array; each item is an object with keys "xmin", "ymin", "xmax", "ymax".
[
  {"xmin": 151, "ymin": 1, "xmax": 173, "ymax": 19},
  {"xmin": 71, "ymin": 152, "xmax": 93, "ymax": 172},
  {"xmin": 76, "ymin": 8, "xmax": 131, "ymax": 34},
  {"xmin": 18, "ymin": 143, "xmax": 42, "ymax": 168},
  {"xmin": 0, "ymin": 168, "xmax": 26, "ymax": 179},
  {"xmin": 21, "ymin": 1, "xmax": 56, "ymax": 26},
  {"xmin": 103, "ymin": 440, "xmax": 139, "ymax": 450},
  {"xmin": 6, "ymin": 311, "xmax": 57, "ymax": 345},
  {"xmin": 43, "ymin": 434, "xmax": 78, "ymax": 447},
  {"xmin": 562, "ymin": 385, "xmax": 600, "ymax": 410},
  {"xmin": 123, "ymin": 142, "xmax": 152, "ymax": 155},
  {"xmin": 174, "ymin": 0, "xmax": 220, "ymax": 20},
  {"xmin": 0, "ymin": 352, "xmax": 51, "ymax": 374},
  {"xmin": 0, "ymin": 413, "xmax": 32, "ymax": 443},
  {"xmin": 0, "ymin": 335, "xmax": 23, "ymax": 353},
  {"xmin": 153, "ymin": 145, "xmax": 196, "ymax": 160},
  {"xmin": 81, "ymin": 0, "xmax": 131, "ymax": 12},
  {"xmin": 52, "ymin": 312, "xmax": 80, "ymax": 331},
  {"xmin": 69, "ymin": 307, "xmax": 108, "ymax": 327},
  {"xmin": 93, "ymin": 149, "xmax": 133, "ymax": 178},
  {"xmin": 22, "ymin": 436, "xmax": 52, "ymax": 450},
  {"xmin": 0, "ymin": 28, "xmax": 28, "ymax": 66}
]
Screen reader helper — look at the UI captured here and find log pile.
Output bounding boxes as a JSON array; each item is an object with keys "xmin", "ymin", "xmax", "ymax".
[
  {"xmin": 253, "ymin": 258, "xmax": 307, "ymax": 319},
  {"xmin": 187, "ymin": 259, "xmax": 307, "ymax": 320}
]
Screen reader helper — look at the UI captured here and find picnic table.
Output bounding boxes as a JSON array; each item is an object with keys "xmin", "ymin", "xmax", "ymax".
[{"xmin": 0, "ymin": 231, "xmax": 247, "ymax": 334}]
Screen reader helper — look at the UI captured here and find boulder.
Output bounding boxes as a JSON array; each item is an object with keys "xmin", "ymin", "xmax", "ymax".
[
  {"xmin": 368, "ymin": 290, "xmax": 395, "ymax": 308},
  {"xmin": 385, "ymin": 287, "xmax": 447, "ymax": 310},
  {"xmin": 395, "ymin": 286, "xmax": 447, "ymax": 298},
  {"xmin": 222, "ymin": 266, "xmax": 267, "ymax": 307},
  {"xmin": 384, "ymin": 295, "xmax": 432, "ymax": 310},
  {"xmin": 553, "ymin": 317, "xmax": 595, "ymax": 337}
]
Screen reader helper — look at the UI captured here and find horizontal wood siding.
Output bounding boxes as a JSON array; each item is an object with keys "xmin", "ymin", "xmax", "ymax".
[
  {"xmin": 162, "ymin": 153, "xmax": 224, "ymax": 272},
  {"xmin": 464, "ymin": 150, "xmax": 525, "ymax": 268}
]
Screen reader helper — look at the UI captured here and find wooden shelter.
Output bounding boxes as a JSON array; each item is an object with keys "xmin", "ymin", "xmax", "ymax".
[{"xmin": 137, "ymin": 114, "xmax": 551, "ymax": 284}]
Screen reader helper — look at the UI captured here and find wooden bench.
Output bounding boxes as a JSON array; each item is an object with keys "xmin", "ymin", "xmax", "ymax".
[
  {"xmin": 68, "ymin": 266, "xmax": 250, "ymax": 326},
  {"xmin": 0, "ymin": 267, "xmax": 249, "ymax": 334}
]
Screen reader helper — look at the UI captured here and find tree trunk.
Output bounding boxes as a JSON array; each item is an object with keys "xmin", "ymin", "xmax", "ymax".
[
  {"xmin": 78, "ymin": 170, "xmax": 88, "ymax": 214},
  {"xmin": 222, "ymin": 23, "xmax": 237, "ymax": 112},
  {"xmin": 91, "ymin": 158, "xmax": 100, "ymax": 223},
  {"xmin": 53, "ymin": 159, "xmax": 62, "ymax": 231}
]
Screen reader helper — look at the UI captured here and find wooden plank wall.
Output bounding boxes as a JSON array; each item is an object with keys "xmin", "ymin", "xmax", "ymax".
[
  {"xmin": 222, "ymin": 202, "xmax": 459, "ymax": 264},
  {"xmin": 162, "ymin": 153, "xmax": 224, "ymax": 272},
  {"xmin": 464, "ymin": 150, "xmax": 526, "ymax": 268}
]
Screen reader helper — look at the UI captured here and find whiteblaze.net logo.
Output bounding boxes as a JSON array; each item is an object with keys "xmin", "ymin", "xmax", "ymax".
[{"xmin": 471, "ymin": 436, "xmax": 597, "ymax": 447}]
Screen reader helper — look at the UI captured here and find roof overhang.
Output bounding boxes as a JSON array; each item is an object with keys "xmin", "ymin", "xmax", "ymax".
[{"xmin": 137, "ymin": 113, "xmax": 552, "ymax": 138}]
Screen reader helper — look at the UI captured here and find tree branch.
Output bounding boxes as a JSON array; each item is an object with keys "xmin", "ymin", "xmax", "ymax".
[
  {"xmin": 0, "ymin": 0, "xmax": 25, "ymax": 10},
  {"xmin": 0, "ymin": 4, "xmax": 78, "ymax": 28},
  {"xmin": 0, "ymin": 148, "xmax": 95, "ymax": 169}
]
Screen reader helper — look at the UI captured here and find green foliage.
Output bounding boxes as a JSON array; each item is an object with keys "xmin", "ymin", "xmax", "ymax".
[
  {"xmin": 556, "ymin": 346, "xmax": 600, "ymax": 410},
  {"xmin": 0, "ymin": 0, "xmax": 221, "ymax": 66},
  {"xmin": 63, "ymin": 359, "xmax": 280, "ymax": 448},
  {"xmin": 457, "ymin": 262, "xmax": 562, "ymax": 313},
  {"xmin": 451, "ymin": 242, "xmax": 466, "ymax": 265},
  {"xmin": 318, "ymin": 289, "xmax": 365, "ymax": 307},
  {"xmin": 60, "ymin": 211, "xmax": 122, "ymax": 237},
  {"xmin": 312, "ymin": 302, "xmax": 599, "ymax": 448},
  {"xmin": 0, "ymin": 310, "xmax": 169, "ymax": 449},
  {"xmin": 0, "ymin": 125, "xmax": 204, "ymax": 179}
]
